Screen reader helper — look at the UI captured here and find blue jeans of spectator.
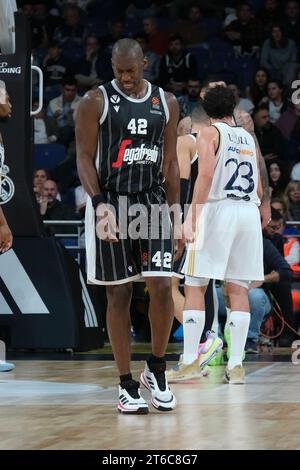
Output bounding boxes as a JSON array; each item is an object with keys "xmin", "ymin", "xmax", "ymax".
[{"xmin": 217, "ymin": 287, "xmax": 272, "ymax": 341}]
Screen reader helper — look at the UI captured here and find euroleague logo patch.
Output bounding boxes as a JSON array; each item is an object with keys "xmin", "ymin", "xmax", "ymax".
[{"xmin": 151, "ymin": 96, "xmax": 160, "ymax": 109}]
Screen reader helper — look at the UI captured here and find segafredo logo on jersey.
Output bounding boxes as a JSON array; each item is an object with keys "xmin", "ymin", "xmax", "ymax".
[
  {"xmin": 112, "ymin": 140, "xmax": 159, "ymax": 168},
  {"xmin": 0, "ymin": 62, "xmax": 21, "ymax": 74}
]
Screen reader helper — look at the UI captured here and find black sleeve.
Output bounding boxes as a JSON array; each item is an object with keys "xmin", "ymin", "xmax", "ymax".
[{"xmin": 263, "ymin": 237, "xmax": 293, "ymax": 282}]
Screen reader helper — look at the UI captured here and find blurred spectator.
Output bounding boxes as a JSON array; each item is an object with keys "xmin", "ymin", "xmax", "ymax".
[
  {"xmin": 47, "ymin": 76, "xmax": 81, "ymax": 148},
  {"xmin": 284, "ymin": 180, "xmax": 300, "ymax": 220},
  {"xmin": 33, "ymin": 100, "xmax": 60, "ymax": 145},
  {"xmin": 126, "ymin": 0, "xmax": 156, "ymax": 19},
  {"xmin": 74, "ymin": 35, "xmax": 113, "ymax": 92},
  {"xmin": 271, "ymin": 198, "xmax": 290, "ymax": 221},
  {"xmin": 263, "ymin": 209, "xmax": 296, "ymax": 346},
  {"xmin": 22, "ymin": 1, "xmax": 47, "ymax": 48},
  {"xmin": 75, "ymin": 184, "xmax": 87, "ymax": 218},
  {"xmin": 177, "ymin": 78, "xmax": 202, "ymax": 119},
  {"xmin": 134, "ymin": 32, "xmax": 159, "ymax": 83},
  {"xmin": 258, "ymin": 0, "xmax": 282, "ymax": 39},
  {"xmin": 103, "ymin": 18, "xmax": 125, "ymax": 56},
  {"xmin": 283, "ymin": 0, "xmax": 300, "ymax": 44},
  {"xmin": 158, "ymin": 35, "xmax": 197, "ymax": 95},
  {"xmin": 276, "ymin": 102, "xmax": 300, "ymax": 160},
  {"xmin": 53, "ymin": 3, "xmax": 87, "ymax": 63},
  {"xmin": 246, "ymin": 67, "xmax": 269, "ymax": 106},
  {"xmin": 33, "ymin": 168, "xmax": 50, "ymax": 203},
  {"xmin": 218, "ymin": 236, "xmax": 292, "ymax": 351},
  {"xmin": 290, "ymin": 159, "xmax": 300, "ymax": 180},
  {"xmin": 225, "ymin": 2, "xmax": 263, "ymax": 56},
  {"xmin": 42, "ymin": 41, "xmax": 72, "ymax": 101},
  {"xmin": 266, "ymin": 207, "xmax": 300, "ymax": 265},
  {"xmin": 260, "ymin": 24, "xmax": 298, "ymax": 85},
  {"xmin": 228, "ymin": 82, "xmax": 254, "ymax": 113},
  {"xmin": 253, "ymin": 105, "xmax": 284, "ymax": 161},
  {"xmin": 143, "ymin": 16, "xmax": 169, "ymax": 56},
  {"xmin": 39, "ymin": 179, "xmax": 77, "ymax": 234},
  {"xmin": 171, "ymin": 5, "xmax": 207, "ymax": 49},
  {"xmin": 32, "ymin": 1, "xmax": 60, "ymax": 41},
  {"xmin": 264, "ymin": 80, "xmax": 289, "ymax": 124},
  {"xmin": 267, "ymin": 159, "xmax": 289, "ymax": 198}
]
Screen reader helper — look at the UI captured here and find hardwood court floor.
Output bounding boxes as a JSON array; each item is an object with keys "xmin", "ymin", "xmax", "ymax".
[{"xmin": 0, "ymin": 351, "xmax": 300, "ymax": 450}]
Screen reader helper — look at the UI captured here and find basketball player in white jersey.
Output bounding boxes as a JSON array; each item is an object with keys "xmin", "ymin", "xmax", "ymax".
[
  {"xmin": 182, "ymin": 86, "xmax": 264, "ymax": 384},
  {"xmin": 0, "ymin": 80, "xmax": 15, "ymax": 372},
  {"xmin": 168, "ymin": 104, "xmax": 223, "ymax": 382}
]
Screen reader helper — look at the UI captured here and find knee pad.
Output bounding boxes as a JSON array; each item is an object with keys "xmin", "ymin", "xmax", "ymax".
[{"xmin": 185, "ymin": 275, "xmax": 210, "ymax": 287}]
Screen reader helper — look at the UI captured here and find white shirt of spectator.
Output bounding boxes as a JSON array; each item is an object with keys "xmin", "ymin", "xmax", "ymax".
[
  {"xmin": 291, "ymin": 162, "xmax": 300, "ymax": 181},
  {"xmin": 34, "ymin": 118, "xmax": 49, "ymax": 144}
]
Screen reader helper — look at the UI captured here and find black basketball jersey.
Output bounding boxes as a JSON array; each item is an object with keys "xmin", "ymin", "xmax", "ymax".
[{"xmin": 97, "ymin": 79, "xmax": 169, "ymax": 194}]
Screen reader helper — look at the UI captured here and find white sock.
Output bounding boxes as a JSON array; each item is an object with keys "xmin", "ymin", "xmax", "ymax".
[
  {"xmin": 227, "ymin": 311, "xmax": 250, "ymax": 370},
  {"xmin": 211, "ymin": 281, "xmax": 219, "ymax": 336},
  {"xmin": 183, "ymin": 310, "xmax": 205, "ymax": 364},
  {"xmin": 225, "ymin": 307, "xmax": 231, "ymax": 326}
]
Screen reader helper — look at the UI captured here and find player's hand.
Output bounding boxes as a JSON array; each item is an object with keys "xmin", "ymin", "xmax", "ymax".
[
  {"xmin": 182, "ymin": 219, "xmax": 195, "ymax": 244},
  {"xmin": 249, "ymin": 280, "xmax": 263, "ymax": 289},
  {"xmin": 173, "ymin": 237, "xmax": 185, "ymax": 262},
  {"xmin": 0, "ymin": 222, "xmax": 12, "ymax": 253},
  {"xmin": 96, "ymin": 203, "xmax": 119, "ymax": 242},
  {"xmin": 260, "ymin": 200, "xmax": 271, "ymax": 229}
]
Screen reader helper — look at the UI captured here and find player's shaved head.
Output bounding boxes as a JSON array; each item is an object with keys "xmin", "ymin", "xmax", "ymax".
[{"xmin": 112, "ymin": 38, "xmax": 144, "ymax": 61}]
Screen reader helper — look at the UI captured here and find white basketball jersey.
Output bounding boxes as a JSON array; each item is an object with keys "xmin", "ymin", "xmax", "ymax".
[{"xmin": 207, "ymin": 122, "xmax": 260, "ymax": 205}]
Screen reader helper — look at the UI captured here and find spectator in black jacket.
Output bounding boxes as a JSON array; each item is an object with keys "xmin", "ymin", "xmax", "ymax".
[
  {"xmin": 253, "ymin": 105, "xmax": 285, "ymax": 161},
  {"xmin": 217, "ymin": 236, "xmax": 293, "ymax": 352},
  {"xmin": 158, "ymin": 35, "xmax": 197, "ymax": 95},
  {"xmin": 264, "ymin": 212, "xmax": 296, "ymax": 346}
]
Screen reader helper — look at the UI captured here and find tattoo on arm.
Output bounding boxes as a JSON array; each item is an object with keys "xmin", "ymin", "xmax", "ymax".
[
  {"xmin": 258, "ymin": 152, "xmax": 270, "ymax": 203},
  {"xmin": 234, "ymin": 108, "xmax": 270, "ymax": 203}
]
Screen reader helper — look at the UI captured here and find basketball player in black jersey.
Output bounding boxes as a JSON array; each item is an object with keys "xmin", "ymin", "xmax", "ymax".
[
  {"xmin": 0, "ymin": 81, "xmax": 14, "ymax": 373},
  {"xmin": 76, "ymin": 39, "xmax": 181, "ymax": 414}
]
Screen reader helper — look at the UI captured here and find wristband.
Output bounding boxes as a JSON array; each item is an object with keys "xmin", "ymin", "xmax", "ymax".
[{"xmin": 91, "ymin": 193, "xmax": 106, "ymax": 210}]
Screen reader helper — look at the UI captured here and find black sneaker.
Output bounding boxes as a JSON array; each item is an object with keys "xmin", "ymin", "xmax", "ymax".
[
  {"xmin": 245, "ymin": 339, "xmax": 258, "ymax": 354},
  {"xmin": 118, "ymin": 379, "xmax": 149, "ymax": 414}
]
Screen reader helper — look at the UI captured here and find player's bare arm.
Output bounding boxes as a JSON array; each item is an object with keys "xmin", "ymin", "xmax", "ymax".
[
  {"xmin": 162, "ymin": 92, "xmax": 180, "ymax": 207},
  {"xmin": 162, "ymin": 92, "xmax": 183, "ymax": 259},
  {"xmin": 75, "ymin": 90, "xmax": 118, "ymax": 242},
  {"xmin": 183, "ymin": 126, "xmax": 218, "ymax": 243},
  {"xmin": 234, "ymin": 107, "xmax": 271, "ymax": 226},
  {"xmin": 176, "ymin": 134, "xmax": 194, "ymax": 179},
  {"xmin": 0, "ymin": 207, "xmax": 12, "ymax": 253},
  {"xmin": 76, "ymin": 89, "xmax": 103, "ymax": 197}
]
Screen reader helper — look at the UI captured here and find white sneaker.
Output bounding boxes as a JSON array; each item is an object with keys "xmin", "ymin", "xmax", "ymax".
[
  {"xmin": 140, "ymin": 362, "xmax": 176, "ymax": 412},
  {"xmin": 118, "ymin": 380, "xmax": 149, "ymax": 414}
]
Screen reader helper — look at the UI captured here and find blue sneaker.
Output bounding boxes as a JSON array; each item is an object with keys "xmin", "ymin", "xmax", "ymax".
[{"xmin": 0, "ymin": 361, "xmax": 15, "ymax": 372}]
